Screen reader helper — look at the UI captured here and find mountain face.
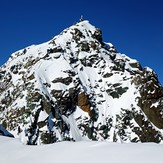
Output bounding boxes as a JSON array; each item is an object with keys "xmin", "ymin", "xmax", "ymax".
[{"xmin": 0, "ymin": 20, "xmax": 163, "ymax": 144}]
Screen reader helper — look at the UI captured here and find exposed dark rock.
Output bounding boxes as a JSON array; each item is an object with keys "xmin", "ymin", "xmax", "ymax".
[
  {"xmin": 103, "ymin": 73, "xmax": 113, "ymax": 78},
  {"xmin": 129, "ymin": 62, "xmax": 142, "ymax": 70},
  {"xmin": 73, "ymin": 28, "xmax": 84, "ymax": 42},
  {"xmin": 89, "ymin": 41, "xmax": 97, "ymax": 50},
  {"xmin": 52, "ymin": 46, "xmax": 63, "ymax": 53},
  {"xmin": 52, "ymin": 77, "xmax": 72, "ymax": 85},
  {"xmin": 92, "ymin": 28, "xmax": 102, "ymax": 43},
  {"xmin": 81, "ymin": 41, "xmax": 90, "ymax": 52}
]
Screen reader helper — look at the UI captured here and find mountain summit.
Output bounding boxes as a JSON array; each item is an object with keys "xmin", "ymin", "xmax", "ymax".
[{"xmin": 0, "ymin": 20, "xmax": 163, "ymax": 144}]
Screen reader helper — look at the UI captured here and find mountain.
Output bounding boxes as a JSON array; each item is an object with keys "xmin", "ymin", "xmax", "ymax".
[{"xmin": 0, "ymin": 20, "xmax": 163, "ymax": 144}]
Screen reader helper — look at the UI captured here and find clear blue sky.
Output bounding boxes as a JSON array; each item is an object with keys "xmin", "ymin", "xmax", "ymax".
[{"xmin": 0, "ymin": 0, "xmax": 163, "ymax": 84}]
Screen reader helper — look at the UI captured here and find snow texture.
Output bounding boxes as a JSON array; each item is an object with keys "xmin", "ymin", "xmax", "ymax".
[{"xmin": 0, "ymin": 136, "xmax": 163, "ymax": 163}]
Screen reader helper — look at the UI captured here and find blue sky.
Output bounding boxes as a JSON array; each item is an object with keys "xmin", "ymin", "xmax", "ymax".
[{"xmin": 0, "ymin": 0, "xmax": 163, "ymax": 84}]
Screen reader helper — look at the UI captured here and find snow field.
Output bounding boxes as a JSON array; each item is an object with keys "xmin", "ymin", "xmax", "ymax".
[{"xmin": 0, "ymin": 136, "xmax": 163, "ymax": 163}]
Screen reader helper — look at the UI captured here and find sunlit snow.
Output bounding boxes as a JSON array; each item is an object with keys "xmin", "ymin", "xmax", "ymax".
[{"xmin": 0, "ymin": 136, "xmax": 163, "ymax": 163}]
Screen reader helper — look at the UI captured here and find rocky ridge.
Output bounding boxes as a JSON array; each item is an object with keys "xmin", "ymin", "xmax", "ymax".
[{"xmin": 0, "ymin": 20, "xmax": 163, "ymax": 144}]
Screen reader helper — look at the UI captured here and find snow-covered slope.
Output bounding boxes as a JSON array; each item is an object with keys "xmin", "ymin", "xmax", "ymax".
[
  {"xmin": 0, "ymin": 20, "xmax": 163, "ymax": 144},
  {"xmin": 1, "ymin": 136, "xmax": 163, "ymax": 163}
]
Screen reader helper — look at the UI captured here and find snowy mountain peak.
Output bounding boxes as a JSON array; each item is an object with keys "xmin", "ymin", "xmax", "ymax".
[{"xmin": 0, "ymin": 20, "xmax": 163, "ymax": 144}]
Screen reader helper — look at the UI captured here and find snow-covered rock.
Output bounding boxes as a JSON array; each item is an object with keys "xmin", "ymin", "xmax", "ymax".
[{"xmin": 0, "ymin": 20, "xmax": 163, "ymax": 144}]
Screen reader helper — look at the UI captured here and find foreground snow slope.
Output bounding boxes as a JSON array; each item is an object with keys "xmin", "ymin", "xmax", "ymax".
[{"xmin": 0, "ymin": 136, "xmax": 163, "ymax": 163}]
